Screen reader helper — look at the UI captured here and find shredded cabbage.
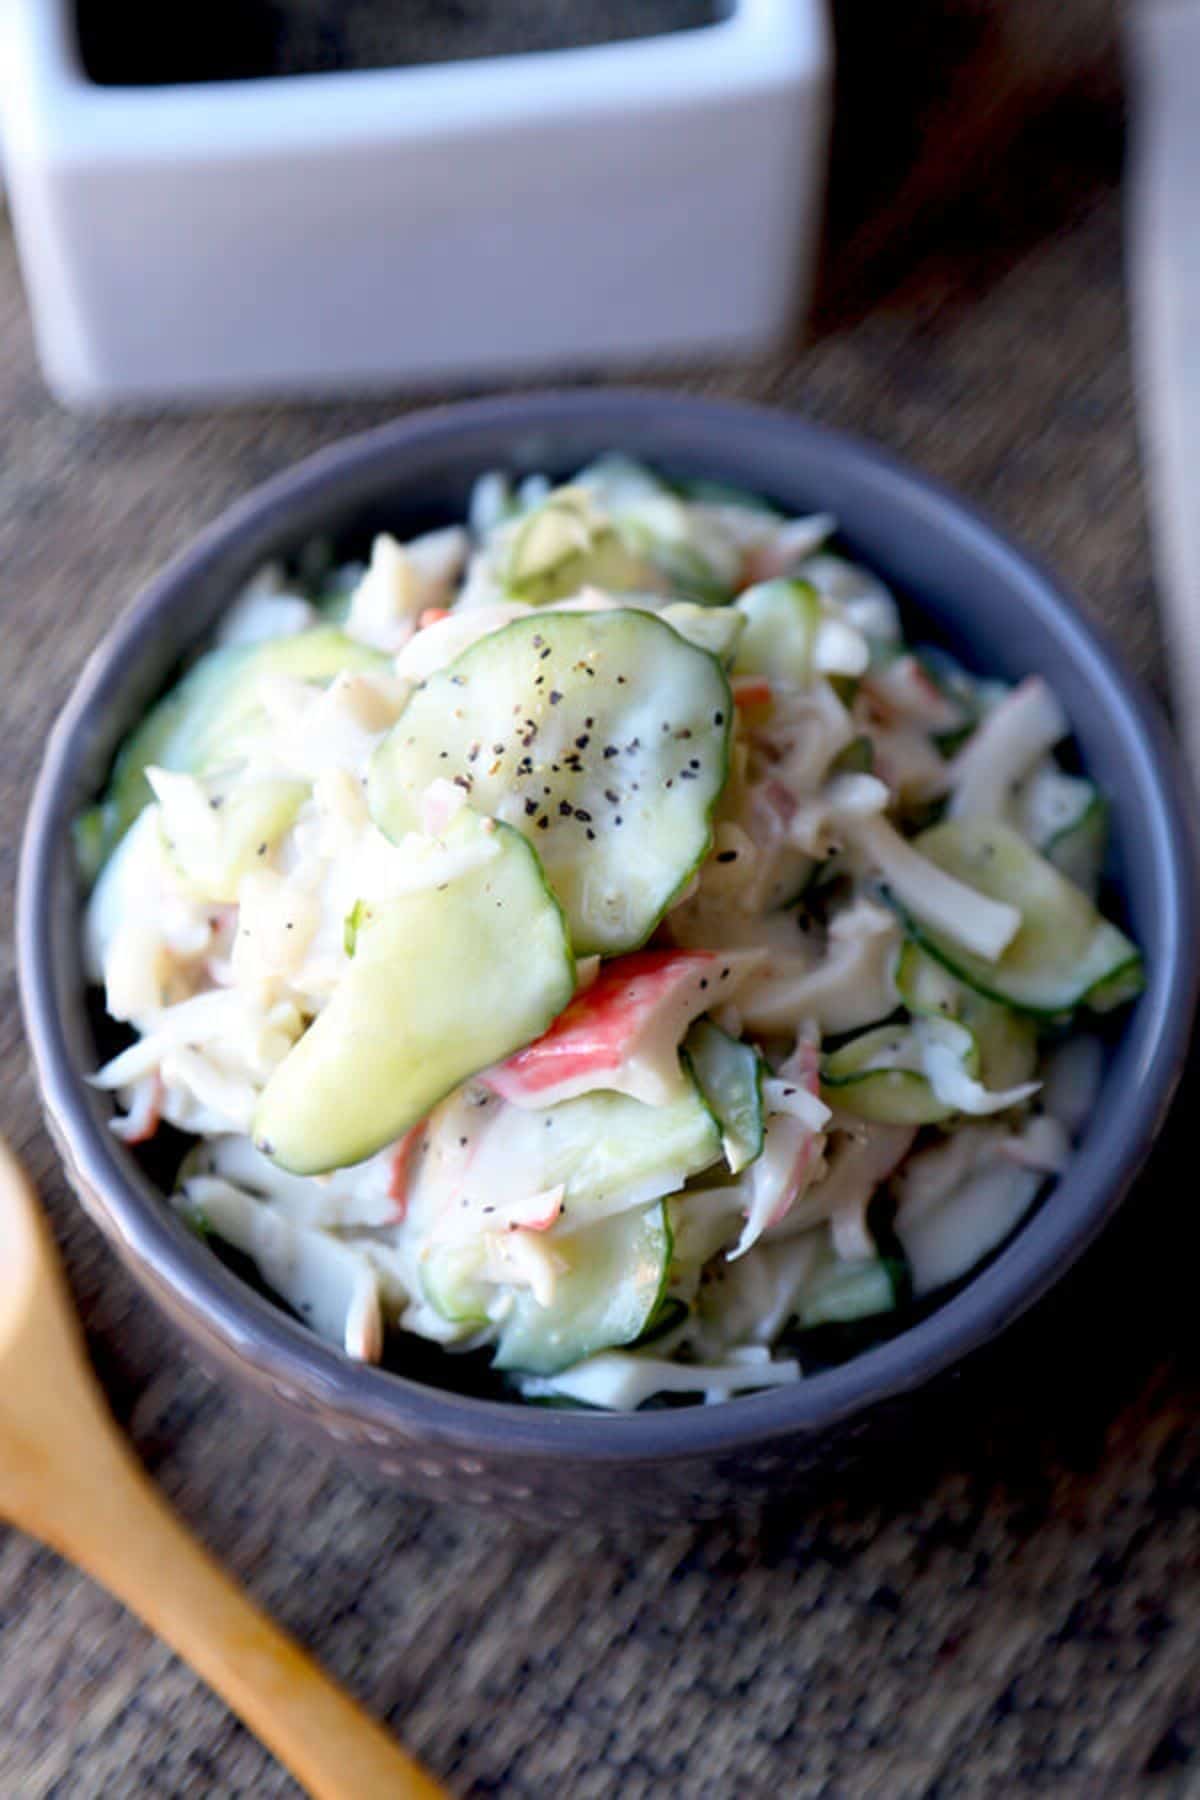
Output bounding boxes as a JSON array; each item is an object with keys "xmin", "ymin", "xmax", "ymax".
[{"xmin": 80, "ymin": 460, "xmax": 1138, "ymax": 1411}]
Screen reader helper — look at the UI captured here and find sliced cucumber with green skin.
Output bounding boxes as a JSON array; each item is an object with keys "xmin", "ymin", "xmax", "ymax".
[
  {"xmin": 369, "ymin": 610, "xmax": 733, "ymax": 956},
  {"xmin": 682, "ymin": 1020, "xmax": 764, "ymax": 1175},
  {"xmin": 821, "ymin": 1025, "xmax": 960, "ymax": 1125},
  {"xmin": 492, "ymin": 1204, "xmax": 673, "ymax": 1376},
  {"xmin": 78, "ymin": 627, "xmax": 387, "ymax": 881},
  {"xmin": 436, "ymin": 1074, "xmax": 723, "ymax": 1241},
  {"xmin": 734, "ymin": 579, "xmax": 821, "ymax": 684},
  {"xmin": 894, "ymin": 940, "xmax": 961, "ymax": 1018},
  {"xmin": 420, "ymin": 1245, "xmax": 492, "ymax": 1328},
  {"xmin": 731, "ymin": 575, "xmax": 873, "ymax": 690},
  {"xmin": 622, "ymin": 525, "xmax": 731, "ymax": 607},
  {"xmin": 660, "ymin": 602, "xmax": 745, "ymax": 664},
  {"xmin": 253, "ymin": 810, "xmax": 575, "ymax": 1174},
  {"xmin": 795, "ymin": 1253, "xmax": 903, "ymax": 1329},
  {"xmin": 895, "ymin": 942, "xmax": 1038, "ymax": 1091},
  {"xmin": 1043, "ymin": 791, "xmax": 1107, "ymax": 896},
  {"xmin": 898, "ymin": 818, "xmax": 1143, "ymax": 1016},
  {"xmin": 631, "ymin": 1294, "xmax": 691, "ymax": 1349},
  {"xmin": 504, "ymin": 487, "xmax": 652, "ymax": 604}
]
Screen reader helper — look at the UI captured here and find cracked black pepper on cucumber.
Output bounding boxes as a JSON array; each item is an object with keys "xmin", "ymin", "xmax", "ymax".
[{"xmin": 80, "ymin": 456, "xmax": 1142, "ymax": 1409}]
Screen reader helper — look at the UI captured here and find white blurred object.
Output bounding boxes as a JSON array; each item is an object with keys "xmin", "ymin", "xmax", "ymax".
[
  {"xmin": 1129, "ymin": 0, "xmax": 1200, "ymax": 780},
  {"xmin": 0, "ymin": 1, "xmax": 831, "ymax": 409}
]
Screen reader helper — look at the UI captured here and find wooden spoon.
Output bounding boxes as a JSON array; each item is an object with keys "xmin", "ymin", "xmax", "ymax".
[{"xmin": 0, "ymin": 1139, "xmax": 447, "ymax": 1800}]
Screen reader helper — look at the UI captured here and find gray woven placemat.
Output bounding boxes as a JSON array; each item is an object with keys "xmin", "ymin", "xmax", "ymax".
[{"xmin": 2, "ymin": 4, "xmax": 1198, "ymax": 1794}]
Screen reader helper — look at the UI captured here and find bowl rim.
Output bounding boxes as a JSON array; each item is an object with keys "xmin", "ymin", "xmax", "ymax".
[{"xmin": 19, "ymin": 387, "xmax": 1200, "ymax": 1463}]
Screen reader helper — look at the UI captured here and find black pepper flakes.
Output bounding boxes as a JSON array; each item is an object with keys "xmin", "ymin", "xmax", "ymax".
[{"xmin": 716, "ymin": 850, "xmax": 738, "ymax": 864}]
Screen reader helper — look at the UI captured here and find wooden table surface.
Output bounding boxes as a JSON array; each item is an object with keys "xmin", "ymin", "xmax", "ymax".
[{"xmin": 2, "ymin": 4, "xmax": 1198, "ymax": 1793}]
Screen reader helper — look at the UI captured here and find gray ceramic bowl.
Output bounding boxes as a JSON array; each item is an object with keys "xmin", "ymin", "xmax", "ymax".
[{"xmin": 19, "ymin": 391, "xmax": 1199, "ymax": 1525}]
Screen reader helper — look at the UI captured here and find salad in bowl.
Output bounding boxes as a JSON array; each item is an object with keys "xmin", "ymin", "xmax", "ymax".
[{"xmin": 80, "ymin": 457, "xmax": 1143, "ymax": 1411}]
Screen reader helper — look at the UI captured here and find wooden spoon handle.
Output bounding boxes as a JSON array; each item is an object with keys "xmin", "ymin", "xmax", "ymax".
[{"xmin": 35, "ymin": 1438, "xmax": 446, "ymax": 1800}]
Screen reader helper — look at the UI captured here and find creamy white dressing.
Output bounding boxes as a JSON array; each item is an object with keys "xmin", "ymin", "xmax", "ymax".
[{"xmin": 83, "ymin": 461, "xmax": 1133, "ymax": 1410}]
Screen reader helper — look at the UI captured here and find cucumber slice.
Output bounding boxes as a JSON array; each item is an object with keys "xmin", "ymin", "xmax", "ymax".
[
  {"xmin": 253, "ymin": 811, "xmax": 575, "ymax": 1173},
  {"xmin": 504, "ymin": 487, "xmax": 651, "ymax": 604},
  {"xmin": 795, "ymin": 1252, "xmax": 902, "ymax": 1328},
  {"xmin": 800, "ymin": 553, "xmax": 902, "ymax": 650},
  {"xmin": 1018, "ymin": 766, "xmax": 1096, "ymax": 851},
  {"xmin": 682, "ymin": 1020, "xmax": 765, "ymax": 1174},
  {"xmin": 898, "ymin": 819, "xmax": 1143, "ymax": 1016},
  {"xmin": 895, "ymin": 943, "xmax": 1038, "ymax": 1092},
  {"xmin": 894, "ymin": 940, "xmax": 961, "ymax": 1018},
  {"xmin": 369, "ymin": 610, "xmax": 732, "ymax": 956},
  {"xmin": 734, "ymin": 579, "xmax": 822, "ymax": 685},
  {"xmin": 420, "ymin": 1245, "xmax": 493, "ymax": 1328},
  {"xmin": 434, "ymin": 1075, "xmax": 723, "ymax": 1241},
  {"xmin": 493, "ymin": 1204, "xmax": 673, "ymax": 1375},
  {"xmin": 632, "ymin": 1294, "xmax": 691, "ymax": 1349},
  {"xmin": 667, "ymin": 1187, "xmax": 745, "ymax": 1275},
  {"xmin": 627, "ymin": 530, "xmax": 732, "ymax": 607},
  {"xmin": 79, "ymin": 627, "xmax": 386, "ymax": 879},
  {"xmin": 660, "ymin": 602, "xmax": 745, "ymax": 664},
  {"xmin": 1044, "ymin": 792, "xmax": 1107, "ymax": 897},
  {"xmin": 821, "ymin": 1025, "xmax": 960, "ymax": 1125}
]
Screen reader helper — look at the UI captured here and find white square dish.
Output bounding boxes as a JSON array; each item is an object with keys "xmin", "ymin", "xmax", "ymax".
[{"xmin": 0, "ymin": 0, "xmax": 831, "ymax": 407}]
